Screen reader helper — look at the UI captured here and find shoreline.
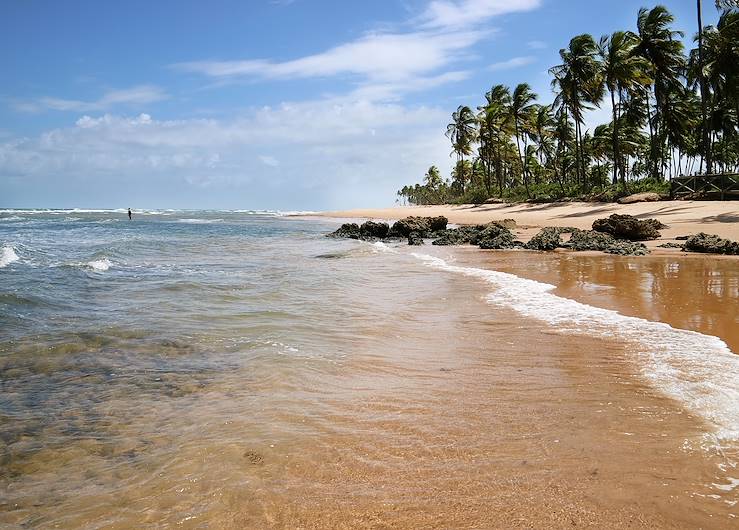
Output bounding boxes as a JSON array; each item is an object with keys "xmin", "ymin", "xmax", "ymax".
[{"xmin": 313, "ymin": 200, "xmax": 739, "ymax": 251}]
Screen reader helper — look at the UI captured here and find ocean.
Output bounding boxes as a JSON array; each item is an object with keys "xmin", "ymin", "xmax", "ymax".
[{"xmin": 1, "ymin": 209, "xmax": 737, "ymax": 528}]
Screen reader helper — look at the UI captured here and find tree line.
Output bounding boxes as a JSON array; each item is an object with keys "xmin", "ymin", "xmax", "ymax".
[{"xmin": 398, "ymin": 2, "xmax": 739, "ymax": 206}]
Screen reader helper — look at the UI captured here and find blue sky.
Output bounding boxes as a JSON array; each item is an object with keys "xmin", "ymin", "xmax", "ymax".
[{"xmin": 0, "ymin": 0, "xmax": 721, "ymax": 209}]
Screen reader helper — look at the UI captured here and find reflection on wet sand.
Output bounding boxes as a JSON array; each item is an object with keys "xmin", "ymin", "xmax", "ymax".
[{"xmin": 1, "ymin": 237, "xmax": 738, "ymax": 528}]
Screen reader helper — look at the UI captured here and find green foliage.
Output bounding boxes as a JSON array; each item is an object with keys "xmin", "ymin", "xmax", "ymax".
[{"xmin": 397, "ymin": 4, "xmax": 738, "ymax": 206}]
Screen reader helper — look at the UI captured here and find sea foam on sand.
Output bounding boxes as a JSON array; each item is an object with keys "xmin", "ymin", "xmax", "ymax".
[{"xmin": 414, "ymin": 253, "xmax": 739, "ymax": 443}]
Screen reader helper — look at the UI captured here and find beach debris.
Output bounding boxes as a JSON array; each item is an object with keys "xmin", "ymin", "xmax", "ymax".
[
  {"xmin": 388, "ymin": 216, "xmax": 448, "ymax": 237},
  {"xmin": 682, "ymin": 233, "xmax": 739, "ymax": 255},
  {"xmin": 592, "ymin": 214, "xmax": 665, "ymax": 241},
  {"xmin": 617, "ymin": 192, "xmax": 665, "ymax": 204},
  {"xmin": 407, "ymin": 232, "xmax": 425, "ymax": 246},
  {"xmin": 243, "ymin": 450, "xmax": 265, "ymax": 466}
]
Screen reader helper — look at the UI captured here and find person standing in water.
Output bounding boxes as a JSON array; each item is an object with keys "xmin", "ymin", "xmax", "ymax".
[{"xmin": 128, "ymin": 208, "xmax": 132, "ymax": 220}]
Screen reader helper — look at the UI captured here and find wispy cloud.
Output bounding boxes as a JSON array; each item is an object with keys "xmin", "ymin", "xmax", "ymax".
[
  {"xmin": 418, "ymin": 0, "xmax": 541, "ymax": 29},
  {"xmin": 527, "ymin": 40, "xmax": 547, "ymax": 50},
  {"xmin": 488, "ymin": 56, "xmax": 536, "ymax": 71},
  {"xmin": 173, "ymin": 0, "xmax": 542, "ymax": 101},
  {"xmin": 14, "ymin": 85, "xmax": 168, "ymax": 113}
]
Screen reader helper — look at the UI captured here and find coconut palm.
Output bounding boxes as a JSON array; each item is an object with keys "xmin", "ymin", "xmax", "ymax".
[
  {"xmin": 635, "ymin": 6, "xmax": 686, "ymax": 180},
  {"xmin": 510, "ymin": 83, "xmax": 538, "ymax": 197},
  {"xmin": 599, "ymin": 31, "xmax": 651, "ymax": 188},
  {"xmin": 550, "ymin": 34, "xmax": 604, "ymax": 188},
  {"xmin": 446, "ymin": 105, "xmax": 478, "ymax": 193}
]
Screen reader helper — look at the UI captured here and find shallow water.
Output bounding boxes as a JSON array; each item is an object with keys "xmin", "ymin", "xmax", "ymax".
[{"xmin": 0, "ymin": 210, "xmax": 737, "ymax": 528}]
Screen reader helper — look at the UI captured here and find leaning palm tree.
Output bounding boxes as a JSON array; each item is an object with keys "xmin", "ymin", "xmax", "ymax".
[
  {"xmin": 550, "ymin": 34, "xmax": 604, "ymax": 189},
  {"xmin": 446, "ymin": 105, "xmax": 478, "ymax": 194},
  {"xmin": 510, "ymin": 83, "xmax": 538, "ymax": 198},
  {"xmin": 599, "ymin": 31, "xmax": 651, "ymax": 188}
]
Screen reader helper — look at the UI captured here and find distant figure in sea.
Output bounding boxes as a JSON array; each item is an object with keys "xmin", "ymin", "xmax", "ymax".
[{"xmin": 128, "ymin": 208, "xmax": 132, "ymax": 220}]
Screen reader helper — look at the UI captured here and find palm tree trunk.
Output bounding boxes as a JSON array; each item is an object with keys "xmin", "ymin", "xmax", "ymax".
[
  {"xmin": 514, "ymin": 119, "xmax": 531, "ymax": 198},
  {"xmin": 697, "ymin": 0, "xmax": 713, "ymax": 175}
]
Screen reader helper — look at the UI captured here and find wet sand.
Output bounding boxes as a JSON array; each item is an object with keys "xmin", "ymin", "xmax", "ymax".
[{"xmin": 2, "ymin": 233, "xmax": 738, "ymax": 528}]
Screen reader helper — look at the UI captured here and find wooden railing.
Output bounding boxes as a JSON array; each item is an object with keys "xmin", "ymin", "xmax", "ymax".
[{"xmin": 671, "ymin": 173, "xmax": 739, "ymax": 200}]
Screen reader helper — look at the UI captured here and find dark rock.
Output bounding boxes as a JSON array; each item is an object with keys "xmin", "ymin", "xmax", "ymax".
[
  {"xmin": 327, "ymin": 223, "xmax": 360, "ymax": 239},
  {"xmin": 604, "ymin": 241, "xmax": 650, "ymax": 256},
  {"xmin": 564, "ymin": 229, "xmax": 616, "ymax": 251},
  {"xmin": 657, "ymin": 242, "xmax": 683, "ymax": 249},
  {"xmin": 407, "ymin": 232, "xmax": 425, "ymax": 246},
  {"xmin": 432, "ymin": 226, "xmax": 480, "ymax": 246},
  {"xmin": 478, "ymin": 228, "xmax": 516, "ymax": 250},
  {"xmin": 470, "ymin": 224, "xmax": 509, "ymax": 246},
  {"xmin": 682, "ymin": 233, "xmax": 739, "ymax": 255},
  {"xmin": 360, "ymin": 221, "xmax": 389, "ymax": 239},
  {"xmin": 389, "ymin": 216, "xmax": 448, "ymax": 237},
  {"xmin": 592, "ymin": 214, "xmax": 663, "ymax": 241},
  {"xmin": 675, "ymin": 235, "xmax": 689, "ymax": 241},
  {"xmin": 525, "ymin": 227, "xmax": 577, "ymax": 251}
]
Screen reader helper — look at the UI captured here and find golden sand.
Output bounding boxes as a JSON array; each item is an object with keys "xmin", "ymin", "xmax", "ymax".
[{"xmin": 317, "ymin": 200, "xmax": 739, "ymax": 249}]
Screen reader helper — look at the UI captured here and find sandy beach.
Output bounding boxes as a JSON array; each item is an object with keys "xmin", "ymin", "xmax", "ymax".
[{"xmin": 318, "ymin": 200, "xmax": 739, "ymax": 250}]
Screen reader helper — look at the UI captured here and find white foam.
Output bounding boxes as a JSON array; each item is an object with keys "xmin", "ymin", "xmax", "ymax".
[
  {"xmin": 87, "ymin": 258, "xmax": 111, "ymax": 271},
  {"xmin": 177, "ymin": 218, "xmax": 224, "ymax": 224},
  {"xmin": 0, "ymin": 245, "xmax": 20, "ymax": 268},
  {"xmin": 0, "ymin": 216, "xmax": 25, "ymax": 222},
  {"xmin": 413, "ymin": 253, "xmax": 739, "ymax": 441}
]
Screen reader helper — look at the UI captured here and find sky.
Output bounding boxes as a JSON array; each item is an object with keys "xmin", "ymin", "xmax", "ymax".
[{"xmin": 0, "ymin": 0, "xmax": 722, "ymax": 210}]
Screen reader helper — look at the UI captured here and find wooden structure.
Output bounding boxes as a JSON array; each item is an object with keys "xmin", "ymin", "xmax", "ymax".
[{"xmin": 671, "ymin": 173, "xmax": 739, "ymax": 200}]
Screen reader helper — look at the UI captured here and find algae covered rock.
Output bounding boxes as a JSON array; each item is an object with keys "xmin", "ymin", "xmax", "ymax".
[
  {"xmin": 682, "ymin": 233, "xmax": 739, "ymax": 255},
  {"xmin": 564, "ymin": 229, "xmax": 616, "ymax": 251},
  {"xmin": 359, "ymin": 221, "xmax": 389, "ymax": 239},
  {"xmin": 327, "ymin": 223, "xmax": 361, "ymax": 239},
  {"xmin": 407, "ymin": 232, "xmax": 425, "ymax": 246},
  {"xmin": 604, "ymin": 241, "xmax": 649, "ymax": 256},
  {"xmin": 524, "ymin": 227, "xmax": 577, "ymax": 251},
  {"xmin": 478, "ymin": 231, "xmax": 516, "ymax": 250},
  {"xmin": 432, "ymin": 226, "xmax": 482, "ymax": 246},
  {"xmin": 592, "ymin": 214, "xmax": 664, "ymax": 241},
  {"xmin": 389, "ymin": 216, "xmax": 448, "ymax": 237}
]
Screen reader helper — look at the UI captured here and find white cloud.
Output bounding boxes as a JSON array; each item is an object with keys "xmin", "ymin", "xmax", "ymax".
[
  {"xmin": 15, "ymin": 85, "xmax": 168, "ymax": 113},
  {"xmin": 176, "ymin": 30, "xmax": 485, "ymax": 84},
  {"xmin": 488, "ymin": 56, "xmax": 536, "ymax": 71},
  {"xmin": 0, "ymin": 100, "xmax": 453, "ymax": 208},
  {"xmin": 418, "ymin": 0, "xmax": 541, "ymax": 29},
  {"xmin": 259, "ymin": 155, "xmax": 279, "ymax": 167},
  {"xmin": 527, "ymin": 40, "xmax": 547, "ymax": 50},
  {"xmin": 174, "ymin": 0, "xmax": 543, "ymax": 102}
]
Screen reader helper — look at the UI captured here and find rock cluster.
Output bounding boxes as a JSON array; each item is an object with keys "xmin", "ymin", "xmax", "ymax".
[
  {"xmin": 388, "ymin": 216, "xmax": 448, "ymax": 237},
  {"xmin": 592, "ymin": 214, "xmax": 665, "ymax": 241},
  {"xmin": 326, "ymin": 214, "xmax": 739, "ymax": 258},
  {"xmin": 682, "ymin": 233, "xmax": 739, "ymax": 255},
  {"xmin": 524, "ymin": 227, "xmax": 577, "ymax": 251}
]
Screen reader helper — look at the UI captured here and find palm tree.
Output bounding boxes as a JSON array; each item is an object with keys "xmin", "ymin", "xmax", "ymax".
[
  {"xmin": 599, "ymin": 31, "xmax": 651, "ymax": 188},
  {"xmin": 478, "ymin": 85, "xmax": 512, "ymax": 195},
  {"xmin": 550, "ymin": 34, "xmax": 604, "ymax": 188},
  {"xmin": 510, "ymin": 83, "xmax": 538, "ymax": 198},
  {"xmin": 635, "ymin": 6, "xmax": 686, "ymax": 180},
  {"xmin": 446, "ymin": 105, "xmax": 477, "ymax": 193}
]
